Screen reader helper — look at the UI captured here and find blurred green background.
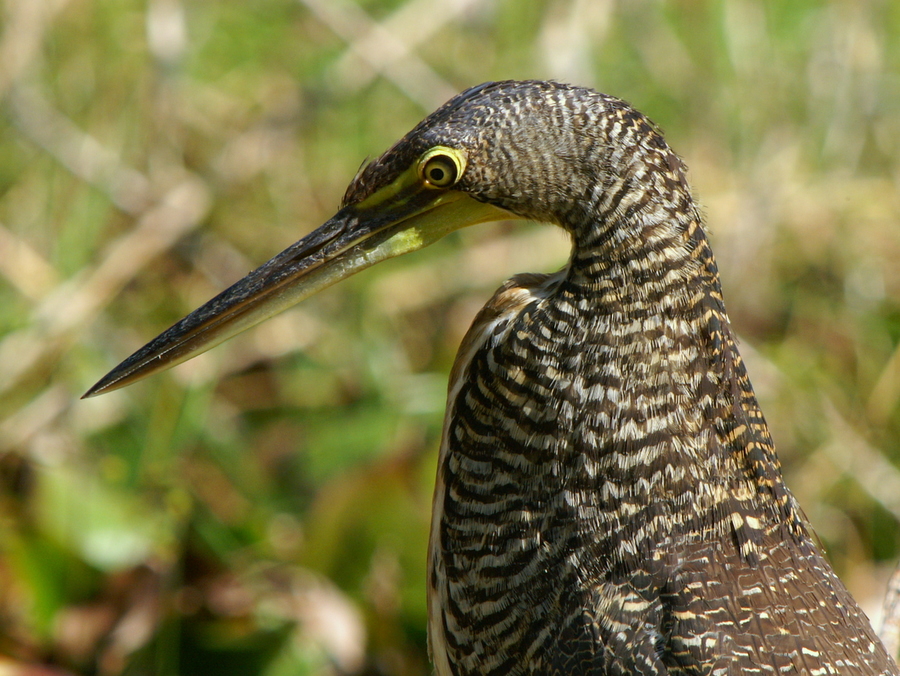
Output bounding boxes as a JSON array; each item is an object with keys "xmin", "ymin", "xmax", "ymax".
[{"xmin": 1, "ymin": 0, "xmax": 899, "ymax": 674}]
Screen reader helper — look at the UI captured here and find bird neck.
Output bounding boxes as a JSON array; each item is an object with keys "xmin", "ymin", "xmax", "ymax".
[
  {"xmin": 564, "ymin": 196, "xmax": 706, "ymax": 319},
  {"xmin": 560, "ymin": 135, "xmax": 704, "ymax": 296},
  {"xmin": 554, "ymin": 203, "xmax": 800, "ymax": 535}
]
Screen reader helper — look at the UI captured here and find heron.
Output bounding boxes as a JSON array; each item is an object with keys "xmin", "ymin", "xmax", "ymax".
[{"xmin": 85, "ymin": 81, "xmax": 898, "ymax": 675}]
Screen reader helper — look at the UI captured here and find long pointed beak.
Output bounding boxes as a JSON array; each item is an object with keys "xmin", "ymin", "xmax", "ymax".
[{"xmin": 83, "ymin": 188, "xmax": 513, "ymax": 398}]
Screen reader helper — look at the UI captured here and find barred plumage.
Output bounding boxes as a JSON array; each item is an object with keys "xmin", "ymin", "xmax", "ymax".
[
  {"xmin": 86, "ymin": 80, "xmax": 899, "ymax": 675},
  {"xmin": 396, "ymin": 81, "xmax": 895, "ymax": 675}
]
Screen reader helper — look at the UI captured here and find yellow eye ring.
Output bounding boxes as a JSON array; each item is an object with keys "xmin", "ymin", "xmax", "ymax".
[{"xmin": 418, "ymin": 147, "xmax": 466, "ymax": 188}]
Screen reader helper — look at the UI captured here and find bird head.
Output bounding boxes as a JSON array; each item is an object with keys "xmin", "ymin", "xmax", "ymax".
[
  {"xmin": 83, "ymin": 80, "xmax": 682, "ymax": 397},
  {"xmin": 345, "ymin": 81, "xmax": 679, "ymax": 228}
]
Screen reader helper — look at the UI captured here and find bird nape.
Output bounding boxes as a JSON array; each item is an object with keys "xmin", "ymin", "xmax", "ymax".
[{"xmin": 84, "ymin": 81, "xmax": 899, "ymax": 675}]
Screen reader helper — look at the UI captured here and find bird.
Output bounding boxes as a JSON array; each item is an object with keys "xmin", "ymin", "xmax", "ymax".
[{"xmin": 84, "ymin": 80, "xmax": 899, "ymax": 675}]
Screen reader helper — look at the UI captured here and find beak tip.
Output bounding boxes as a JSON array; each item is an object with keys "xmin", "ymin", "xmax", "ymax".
[
  {"xmin": 81, "ymin": 379, "xmax": 109, "ymax": 399},
  {"xmin": 81, "ymin": 368, "xmax": 130, "ymax": 399}
]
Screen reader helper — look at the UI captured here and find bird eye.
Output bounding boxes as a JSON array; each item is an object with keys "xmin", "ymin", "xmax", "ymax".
[
  {"xmin": 421, "ymin": 155, "xmax": 457, "ymax": 187},
  {"xmin": 418, "ymin": 147, "xmax": 465, "ymax": 189}
]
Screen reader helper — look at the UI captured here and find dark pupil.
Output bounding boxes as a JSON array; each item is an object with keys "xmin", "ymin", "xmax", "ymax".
[{"xmin": 429, "ymin": 165, "xmax": 446, "ymax": 183}]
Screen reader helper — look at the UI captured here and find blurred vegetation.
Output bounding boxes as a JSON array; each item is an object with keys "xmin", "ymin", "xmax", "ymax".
[{"xmin": 0, "ymin": 0, "xmax": 899, "ymax": 674}]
